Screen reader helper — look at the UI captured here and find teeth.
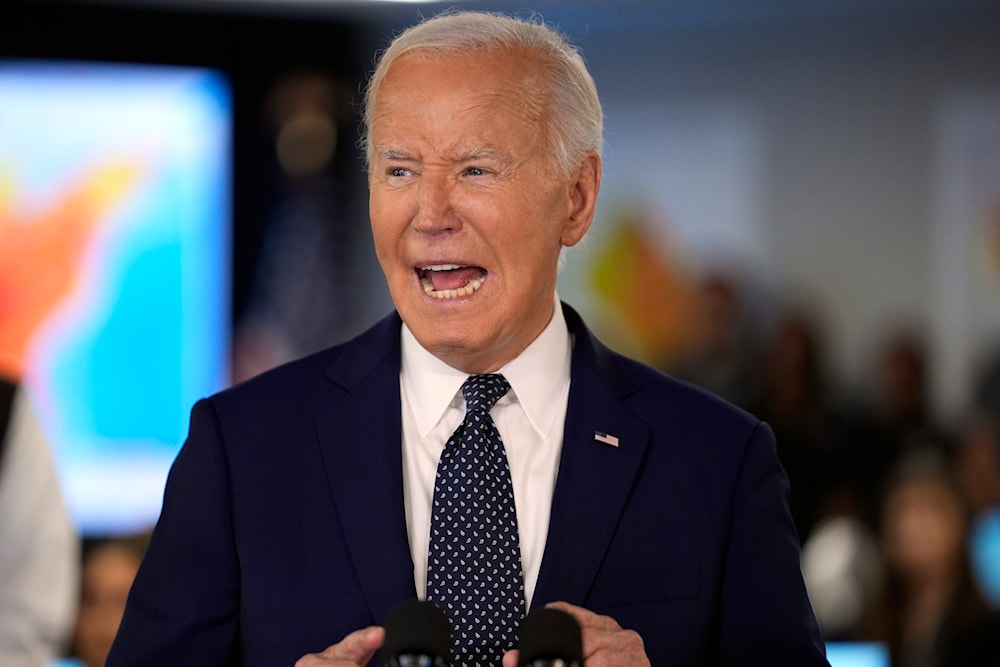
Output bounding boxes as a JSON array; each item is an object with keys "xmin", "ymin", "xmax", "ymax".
[
  {"xmin": 420, "ymin": 264, "xmax": 462, "ymax": 271},
  {"xmin": 421, "ymin": 272, "xmax": 486, "ymax": 299}
]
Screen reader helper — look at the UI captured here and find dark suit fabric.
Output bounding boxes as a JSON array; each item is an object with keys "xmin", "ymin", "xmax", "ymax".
[{"xmin": 107, "ymin": 304, "xmax": 829, "ymax": 666}]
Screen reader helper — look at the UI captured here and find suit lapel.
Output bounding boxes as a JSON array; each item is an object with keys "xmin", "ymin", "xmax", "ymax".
[
  {"xmin": 310, "ymin": 306, "xmax": 650, "ymax": 618},
  {"xmin": 531, "ymin": 305, "xmax": 650, "ymax": 609},
  {"xmin": 314, "ymin": 313, "xmax": 417, "ymax": 625}
]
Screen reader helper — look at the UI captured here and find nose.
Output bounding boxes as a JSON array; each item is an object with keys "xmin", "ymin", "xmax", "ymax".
[{"xmin": 412, "ymin": 170, "xmax": 458, "ymax": 234}]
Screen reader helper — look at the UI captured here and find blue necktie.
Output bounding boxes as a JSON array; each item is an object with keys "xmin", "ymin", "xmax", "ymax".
[{"xmin": 427, "ymin": 373, "xmax": 526, "ymax": 666}]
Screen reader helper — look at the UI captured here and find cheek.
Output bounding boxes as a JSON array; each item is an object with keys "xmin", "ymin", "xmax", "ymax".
[
  {"xmin": 494, "ymin": 193, "xmax": 567, "ymax": 249},
  {"xmin": 369, "ymin": 222, "xmax": 391, "ymax": 263},
  {"xmin": 369, "ymin": 208, "xmax": 406, "ymax": 266}
]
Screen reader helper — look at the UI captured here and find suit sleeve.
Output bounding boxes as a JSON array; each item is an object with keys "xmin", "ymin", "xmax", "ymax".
[
  {"xmin": 107, "ymin": 398, "xmax": 242, "ymax": 666},
  {"xmin": 718, "ymin": 421, "xmax": 830, "ymax": 666}
]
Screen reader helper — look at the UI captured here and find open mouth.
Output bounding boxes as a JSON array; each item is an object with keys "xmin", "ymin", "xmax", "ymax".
[{"xmin": 417, "ymin": 264, "xmax": 487, "ymax": 299}]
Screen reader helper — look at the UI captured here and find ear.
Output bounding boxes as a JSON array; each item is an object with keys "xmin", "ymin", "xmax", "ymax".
[{"xmin": 561, "ymin": 151, "xmax": 601, "ymax": 247}]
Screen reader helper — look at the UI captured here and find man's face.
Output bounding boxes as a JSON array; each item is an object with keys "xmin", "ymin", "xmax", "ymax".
[{"xmin": 368, "ymin": 48, "xmax": 598, "ymax": 373}]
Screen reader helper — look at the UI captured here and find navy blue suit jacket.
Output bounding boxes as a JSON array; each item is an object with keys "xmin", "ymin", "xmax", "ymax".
[{"xmin": 108, "ymin": 303, "xmax": 828, "ymax": 666}]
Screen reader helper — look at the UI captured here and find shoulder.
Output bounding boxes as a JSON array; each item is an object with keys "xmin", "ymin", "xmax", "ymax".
[
  {"xmin": 628, "ymin": 353, "xmax": 756, "ymax": 418},
  {"xmin": 208, "ymin": 311, "xmax": 402, "ymax": 418},
  {"xmin": 564, "ymin": 302, "xmax": 762, "ymax": 435},
  {"xmin": 563, "ymin": 303, "xmax": 774, "ymax": 498},
  {"xmin": 615, "ymin": 350, "xmax": 768, "ymax": 453}
]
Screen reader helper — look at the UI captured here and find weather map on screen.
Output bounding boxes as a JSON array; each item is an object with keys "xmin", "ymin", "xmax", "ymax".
[{"xmin": 0, "ymin": 60, "xmax": 231, "ymax": 536}]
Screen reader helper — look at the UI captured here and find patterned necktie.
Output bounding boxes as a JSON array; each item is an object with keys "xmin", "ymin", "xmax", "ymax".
[{"xmin": 427, "ymin": 373, "xmax": 526, "ymax": 666}]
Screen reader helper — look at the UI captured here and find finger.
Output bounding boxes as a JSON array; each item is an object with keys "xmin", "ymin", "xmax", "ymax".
[
  {"xmin": 502, "ymin": 648, "xmax": 520, "ymax": 667},
  {"xmin": 544, "ymin": 602, "xmax": 648, "ymax": 667},
  {"xmin": 584, "ymin": 627, "xmax": 648, "ymax": 666},
  {"xmin": 294, "ymin": 626, "xmax": 385, "ymax": 667},
  {"xmin": 586, "ymin": 637, "xmax": 650, "ymax": 667},
  {"xmin": 545, "ymin": 601, "xmax": 620, "ymax": 632},
  {"xmin": 544, "ymin": 601, "xmax": 616, "ymax": 658},
  {"xmin": 325, "ymin": 626, "xmax": 385, "ymax": 661}
]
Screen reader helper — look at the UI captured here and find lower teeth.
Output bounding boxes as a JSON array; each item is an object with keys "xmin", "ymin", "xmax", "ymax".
[{"xmin": 422, "ymin": 275, "xmax": 485, "ymax": 299}]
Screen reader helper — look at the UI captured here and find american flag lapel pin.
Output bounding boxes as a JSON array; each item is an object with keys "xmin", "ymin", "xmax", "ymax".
[{"xmin": 594, "ymin": 431, "xmax": 620, "ymax": 447}]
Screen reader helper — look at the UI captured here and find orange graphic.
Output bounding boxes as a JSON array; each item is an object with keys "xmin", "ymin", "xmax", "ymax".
[
  {"xmin": 589, "ymin": 211, "xmax": 698, "ymax": 365},
  {"xmin": 0, "ymin": 163, "xmax": 140, "ymax": 381}
]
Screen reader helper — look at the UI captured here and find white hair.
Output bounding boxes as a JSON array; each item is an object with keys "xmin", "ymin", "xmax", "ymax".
[{"xmin": 360, "ymin": 9, "xmax": 604, "ymax": 176}]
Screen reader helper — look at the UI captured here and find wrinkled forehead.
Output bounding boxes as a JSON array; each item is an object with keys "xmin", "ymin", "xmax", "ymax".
[
  {"xmin": 366, "ymin": 48, "xmax": 553, "ymax": 169},
  {"xmin": 372, "ymin": 45, "xmax": 551, "ymax": 126}
]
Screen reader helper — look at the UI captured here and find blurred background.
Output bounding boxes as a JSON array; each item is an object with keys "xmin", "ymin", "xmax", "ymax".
[{"xmin": 2, "ymin": 0, "xmax": 999, "ymax": 665}]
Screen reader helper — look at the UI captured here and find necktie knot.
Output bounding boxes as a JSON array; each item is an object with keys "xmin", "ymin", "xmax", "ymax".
[{"xmin": 461, "ymin": 373, "xmax": 510, "ymax": 414}]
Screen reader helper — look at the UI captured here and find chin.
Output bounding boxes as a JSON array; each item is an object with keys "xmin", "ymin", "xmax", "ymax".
[
  {"xmin": 414, "ymin": 321, "xmax": 479, "ymax": 351},
  {"xmin": 412, "ymin": 318, "xmax": 491, "ymax": 359}
]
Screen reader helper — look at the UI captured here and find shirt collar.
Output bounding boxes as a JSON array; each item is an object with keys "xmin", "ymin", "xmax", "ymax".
[{"xmin": 400, "ymin": 295, "xmax": 571, "ymax": 439}]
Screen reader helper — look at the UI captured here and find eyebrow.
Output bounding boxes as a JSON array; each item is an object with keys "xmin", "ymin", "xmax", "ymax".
[
  {"xmin": 375, "ymin": 145, "xmax": 509, "ymax": 164},
  {"xmin": 458, "ymin": 146, "xmax": 503, "ymax": 162},
  {"xmin": 376, "ymin": 148, "xmax": 413, "ymax": 162}
]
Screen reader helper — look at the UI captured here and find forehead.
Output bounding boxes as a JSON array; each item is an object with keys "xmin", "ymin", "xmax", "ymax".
[{"xmin": 371, "ymin": 48, "xmax": 549, "ymax": 140}]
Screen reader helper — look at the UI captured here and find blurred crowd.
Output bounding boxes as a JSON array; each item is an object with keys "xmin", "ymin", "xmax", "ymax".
[
  {"xmin": 66, "ymin": 534, "xmax": 150, "ymax": 667},
  {"xmin": 666, "ymin": 271, "xmax": 1000, "ymax": 667}
]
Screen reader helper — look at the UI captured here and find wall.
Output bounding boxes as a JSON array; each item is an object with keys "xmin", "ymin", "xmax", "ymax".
[{"xmin": 529, "ymin": 2, "xmax": 1000, "ymax": 423}]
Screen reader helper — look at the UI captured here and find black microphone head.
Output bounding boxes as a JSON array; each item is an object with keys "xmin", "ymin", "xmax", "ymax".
[
  {"xmin": 383, "ymin": 599, "xmax": 451, "ymax": 664},
  {"xmin": 517, "ymin": 607, "xmax": 583, "ymax": 666}
]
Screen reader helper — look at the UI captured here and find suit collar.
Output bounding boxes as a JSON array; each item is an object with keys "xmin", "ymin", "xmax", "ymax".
[
  {"xmin": 399, "ymin": 298, "xmax": 573, "ymax": 441},
  {"xmin": 324, "ymin": 310, "xmax": 402, "ymax": 390}
]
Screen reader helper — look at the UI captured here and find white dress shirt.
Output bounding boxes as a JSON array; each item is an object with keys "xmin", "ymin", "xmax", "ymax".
[{"xmin": 399, "ymin": 296, "xmax": 571, "ymax": 608}]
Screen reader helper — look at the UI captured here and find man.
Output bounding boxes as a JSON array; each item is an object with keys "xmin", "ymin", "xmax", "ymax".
[{"xmin": 108, "ymin": 10, "xmax": 829, "ymax": 666}]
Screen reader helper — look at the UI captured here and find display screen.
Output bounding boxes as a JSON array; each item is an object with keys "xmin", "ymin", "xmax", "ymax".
[
  {"xmin": 826, "ymin": 642, "xmax": 890, "ymax": 667},
  {"xmin": 0, "ymin": 60, "xmax": 232, "ymax": 536}
]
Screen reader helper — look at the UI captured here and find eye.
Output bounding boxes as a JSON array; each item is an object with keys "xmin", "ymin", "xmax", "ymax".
[
  {"xmin": 464, "ymin": 167, "xmax": 487, "ymax": 177},
  {"xmin": 388, "ymin": 167, "xmax": 410, "ymax": 178}
]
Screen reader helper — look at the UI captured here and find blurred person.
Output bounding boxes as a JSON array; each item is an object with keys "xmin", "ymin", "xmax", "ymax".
[
  {"xmin": 956, "ymin": 411, "xmax": 1000, "ymax": 523},
  {"xmin": 801, "ymin": 512, "xmax": 882, "ymax": 641},
  {"xmin": 0, "ymin": 376, "xmax": 80, "ymax": 666},
  {"xmin": 67, "ymin": 534, "xmax": 149, "ymax": 667},
  {"xmin": 955, "ymin": 411, "xmax": 1000, "ymax": 607},
  {"xmin": 107, "ymin": 9, "xmax": 828, "ymax": 667},
  {"xmin": 748, "ymin": 307, "xmax": 855, "ymax": 543},
  {"xmin": 873, "ymin": 334, "xmax": 943, "ymax": 448},
  {"xmin": 971, "ymin": 345, "xmax": 1000, "ymax": 415},
  {"xmin": 864, "ymin": 447, "xmax": 1000, "ymax": 667},
  {"xmin": 846, "ymin": 331, "xmax": 953, "ymax": 530},
  {"xmin": 668, "ymin": 272, "xmax": 756, "ymax": 409}
]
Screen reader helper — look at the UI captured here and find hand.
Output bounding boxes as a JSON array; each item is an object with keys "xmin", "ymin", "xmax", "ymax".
[
  {"xmin": 503, "ymin": 601, "xmax": 650, "ymax": 667},
  {"xmin": 294, "ymin": 626, "xmax": 386, "ymax": 667}
]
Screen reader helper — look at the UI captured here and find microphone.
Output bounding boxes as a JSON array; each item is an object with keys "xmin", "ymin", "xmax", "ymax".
[
  {"xmin": 382, "ymin": 599, "xmax": 451, "ymax": 667},
  {"xmin": 517, "ymin": 607, "xmax": 583, "ymax": 667}
]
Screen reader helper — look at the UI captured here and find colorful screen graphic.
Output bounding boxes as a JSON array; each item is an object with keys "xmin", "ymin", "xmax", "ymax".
[
  {"xmin": 826, "ymin": 642, "xmax": 889, "ymax": 667},
  {"xmin": 0, "ymin": 60, "xmax": 231, "ymax": 536}
]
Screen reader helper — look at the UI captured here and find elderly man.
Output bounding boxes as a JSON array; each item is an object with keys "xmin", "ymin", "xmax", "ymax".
[{"xmin": 108, "ymin": 10, "xmax": 828, "ymax": 667}]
